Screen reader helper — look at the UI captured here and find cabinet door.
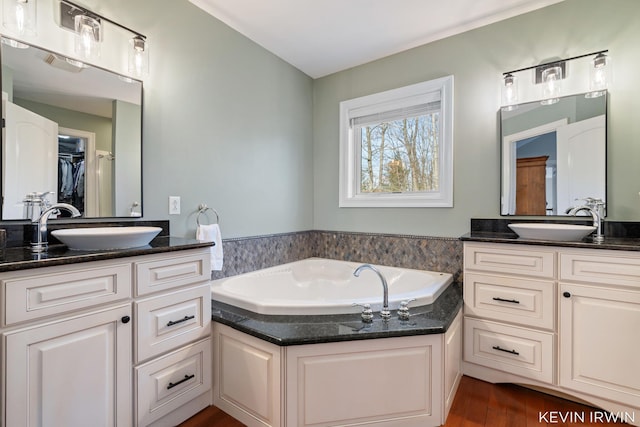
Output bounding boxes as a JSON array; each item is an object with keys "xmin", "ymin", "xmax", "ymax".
[
  {"xmin": 286, "ymin": 335, "xmax": 442, "ymax": 427},
  {"xmin": 559, "ymin": 283, "xmax": 640, "ymax": 407},
  {"xmin": 4, "ymin": 304, "xmax": 132, "ymax": 427}
]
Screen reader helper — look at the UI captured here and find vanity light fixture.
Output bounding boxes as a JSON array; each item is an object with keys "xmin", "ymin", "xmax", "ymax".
[
  {"xmin": 59, "ymin": 0, "xmax": 148, "ymax": 76},
  {"xmin": 501, "ymin": 50, "xmax": 609, "ymax": 108},
  {"xmin": 2, "ymin": 0, "xmax": 36, "ymax": 36},
  {"xmin": 540, "ymin": 65, "xmax": 563, "ymax": 105},
  {"xmin": 128, "ymin": 35, "xmax": 148, "ymax": 77},
  {"xmin": 501, "ymin": 73, "xmax": 518, "ymax": 111},
  {"xmin": 586, "ymin": 52, "xmax": 611, "ymax": 98},
  {"xmin": 74, "ymin": 13, "xmax": 101, "ymax": 59}
]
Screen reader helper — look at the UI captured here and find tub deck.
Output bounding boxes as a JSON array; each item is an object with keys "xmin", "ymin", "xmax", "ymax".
[{"xmin": 211, "ymin": 281, "xmax": 462, "ymax": 346}]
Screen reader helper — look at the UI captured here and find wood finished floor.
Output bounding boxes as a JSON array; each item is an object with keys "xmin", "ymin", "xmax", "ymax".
[{"xmin": 178, "ymin": 375, "xmax": 628, "ymax": 426}]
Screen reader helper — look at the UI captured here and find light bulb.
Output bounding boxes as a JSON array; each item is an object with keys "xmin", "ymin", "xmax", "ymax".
[
  {"xmin": 586, "ymin": 53, "xmax": 611, "ymax": 99},
  {"xmin": 128, "ymin": 36, "xmax": 148, "ymax": 77},
  {"xmin": 501, "ymin": 73, "xmax": 518, "ymax": 111},
  {"xmin": 2, "ymin": 0, "xmax": 36, "ymax": 36},
  {"xmin": 541, "ymin": 66, "xmax": 562, "ymax": 105},
  {"xmin": 74, "ymin": 14, "xmax": 101, "ymax": 59}
]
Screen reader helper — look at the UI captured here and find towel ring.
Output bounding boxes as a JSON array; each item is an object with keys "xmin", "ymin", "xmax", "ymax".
[{"xmin": 196, "ymin": 203, "xmax": 220, "ymax": 226}]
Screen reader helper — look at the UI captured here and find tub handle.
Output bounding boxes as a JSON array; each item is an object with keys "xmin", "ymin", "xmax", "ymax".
[
  {"xmin": 398, "ymin": 298, "xmax": 416, "ymax": 321},
  {"xmin": 352, "ymin": 303, "xmax": 374, "ymax": 323}
]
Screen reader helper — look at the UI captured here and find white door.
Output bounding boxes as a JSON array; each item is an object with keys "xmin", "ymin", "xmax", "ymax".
[
  {"xmin": 556, "ymin": 115, "xmax": 606, "ymax": 214},
  {"xmin": 2, "ymin": 101, "xmax": 58, "ymax": 219},
  {"xmin": 4, "ymin": 305, "xmax": 132, "ymax": 427}
]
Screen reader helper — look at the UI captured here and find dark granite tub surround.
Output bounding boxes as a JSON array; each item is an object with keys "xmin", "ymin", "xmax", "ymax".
[
  {"xmin": 212, "ymin": 230, "xmax": 463, "ymax": 283},
  {"xmin": 463, "ymin": 218, "xmax": 640, "ymax": 250},
  {"xmin": 212, "ymin": 281, "xmax": 462, "ymax": 346}
]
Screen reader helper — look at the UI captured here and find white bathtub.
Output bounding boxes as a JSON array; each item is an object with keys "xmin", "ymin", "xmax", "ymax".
[{"xmin": 210, "ymin": 257, "xmax": 453, "ymax": 315}]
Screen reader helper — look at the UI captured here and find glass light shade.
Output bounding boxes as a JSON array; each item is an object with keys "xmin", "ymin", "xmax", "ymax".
[
  {"xmin": 501, "ymin": 73, "xmax": 518, "ymax": 111},
  {"xmin": 128, "ymin": 36, "xmax": 149, "ymax": 77},
  {"xmin": 586, "ymin": 53, "xmax": 611, "ymax": 98},
  {"xmin": 540, "ymin": 66, "xmax": 562, "ymax": 105},
  {"xmin": 74, "ymin": 14, "xmax": 101, "ymax": 59},
  {"xmin": 2, "ymin": 0, "xmax": 36, "ymax": 36}
]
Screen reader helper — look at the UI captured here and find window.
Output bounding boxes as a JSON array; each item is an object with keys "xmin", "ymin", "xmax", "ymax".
[{"xmin": 339, "ymin": 76, "xmax": 454, "ymax": 207}]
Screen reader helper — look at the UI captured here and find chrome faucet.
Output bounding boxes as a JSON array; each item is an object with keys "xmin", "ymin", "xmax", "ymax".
[
  {"xmin": 568, "ymin": 198, "xmax": 605, "ymax": 243},
  {"xmin": 31, "ymin": 203, "xmax": 81, "ymax": 253},
  {"xmin": 353, "ymin": 264, "xmax": 391, "ymax": 320}
]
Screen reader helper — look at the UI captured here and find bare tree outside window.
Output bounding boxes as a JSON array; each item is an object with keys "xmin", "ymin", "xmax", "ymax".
[
  {"xmin": 359, "ymin": 113, "xmax": 440, "ymax": 194},
  {"xmin": 339, "ymin": 76, "xmax": 453, "ymax": 208}
]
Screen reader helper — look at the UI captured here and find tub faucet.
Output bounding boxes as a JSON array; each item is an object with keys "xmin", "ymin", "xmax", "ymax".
[
  {"xmin": 353, "ymin": 264, "xmax": 391, "ymax": 320},
  {"xmin": 31, "ymin": 203, "xmax": 81, "ymax": 253},
  {"xmin": 568, "ymin": 198, "xmax": 605, "ymax": 243}
]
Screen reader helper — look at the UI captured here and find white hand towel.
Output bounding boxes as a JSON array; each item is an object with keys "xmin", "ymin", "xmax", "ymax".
[{"xmin": 196, "ymin": 224, "xmax": 223, "ymax": 271}]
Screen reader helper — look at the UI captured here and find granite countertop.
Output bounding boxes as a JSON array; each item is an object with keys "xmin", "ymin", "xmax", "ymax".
[
  {"xmin": 462, "ymin": 218, "xmax": 640, "ymax": 251},
  {"xmin": 211, "ymin": 281, "xmax": 463, "ymax": 346},
  {"xmin": 0, "ymin": 236, "xmax": 214, "ymax": 273},
  {"xmin": 460, "ymin": 231, "xmax": 640, "ymax": 251}
]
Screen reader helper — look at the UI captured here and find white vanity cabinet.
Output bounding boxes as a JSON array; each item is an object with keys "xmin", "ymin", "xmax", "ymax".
[
  {"xmin": 463, "ymin": 242, "xmax": 556, "ymax": 384},
  {"xmin": 0, "ymin": 247, "xmax": 213, "ymax": 427},
  {"xmin": 133, "ymin": 250, "xmax": 212, "ymax": 427},
  {"xmin": 463, "ymin": 242, "xmax": 640, "ymax": 425},
  {"xmin": 1, "ymin": 259, "xmax": 134, "ymax": 427},
  {"xmin": 558, "ymin": 250, "xmax": 640, "ymax": 408}
]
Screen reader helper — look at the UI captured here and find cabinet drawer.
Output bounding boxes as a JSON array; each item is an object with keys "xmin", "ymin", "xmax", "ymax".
[
  {"xmin": 464, "ymin": 243, "xmax": 555, "ymax": 279},
  {"xmin": 560, "ymin": 251, "xmax": 640, "ymax": 289},
  {"xmin": 2, "ymin": 262, "xmax": 131, "ymax": 325},
  {"xmin": 464, "ymin": 317, "xmax": 554, "ymax": 384},
  {"xmin": 135, "ymin": 251, "xmax": 210, "ymax": 296},
  {"xmin": 135, "ymin": 283, "xmax": 211, "ymax": 362},
  {"xmin": 464, "ymin": 273, "xmax": 555, "ymax": 330},
  {"xmin": 136, "ymin": 338, "xmax": 212, "ymax": 427}
]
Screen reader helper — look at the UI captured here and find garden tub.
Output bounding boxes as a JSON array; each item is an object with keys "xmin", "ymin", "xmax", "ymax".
[{"xmin": 210, "ymin": 257, "xmax": 453, "ymax": 315}]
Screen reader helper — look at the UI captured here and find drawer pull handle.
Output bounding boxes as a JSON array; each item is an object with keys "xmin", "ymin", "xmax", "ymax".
[
  {"xmin": 492, "ymin": 345, "xmax": 520, "ymax": 356},
  {"xmin": 563, "ymin": 291, "xmax": 571, "ymax": 298},
  {"xmin": 167, "ymin": 374, "xmax": 195, "ymax": 390},
  {"xmin": 167, "ymin": 315, "xmax": 195, "ymax": 327},
  {"xmin": 492, "ymin": 297, "xmax": 520, "ymax": 304}
]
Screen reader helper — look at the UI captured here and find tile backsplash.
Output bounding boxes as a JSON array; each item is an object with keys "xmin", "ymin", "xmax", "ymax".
[{"xmin": 211, "ymin": 230, "xmax": 463, "ymax": 282}]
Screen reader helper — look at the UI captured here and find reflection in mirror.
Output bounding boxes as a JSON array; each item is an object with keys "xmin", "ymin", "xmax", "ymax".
[
  {"xmin": 1, "ymin": 37, "xmax": 143, "ymax": 220},
  {"xmin": 501, "ymin": 92, "xmax": 606, "ymax": 216}
]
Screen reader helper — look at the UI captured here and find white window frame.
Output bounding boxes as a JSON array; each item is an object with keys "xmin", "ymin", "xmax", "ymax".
[{"xmin": 339, "ymin": 76, "xmax": 454, "ymax": 208}]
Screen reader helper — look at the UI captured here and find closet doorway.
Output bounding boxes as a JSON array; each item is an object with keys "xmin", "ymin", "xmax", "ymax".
[{"xmin": 58, "ymin": 127, "xmax": 98, "ymax": 217}]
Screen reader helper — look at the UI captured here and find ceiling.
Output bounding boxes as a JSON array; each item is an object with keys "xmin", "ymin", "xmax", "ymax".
[{"xmin": 189, "ymin": 0, "xmax": 564, "ymax": 78}]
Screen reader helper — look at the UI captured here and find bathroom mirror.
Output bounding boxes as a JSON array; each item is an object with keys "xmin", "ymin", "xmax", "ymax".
[
  {"xmin": 0, "ymin": 38, "xmax": 143, "ymax": 219},
  {"xmin": 500, "ymin": 92, "xmax": 606, "ymax": 216}
]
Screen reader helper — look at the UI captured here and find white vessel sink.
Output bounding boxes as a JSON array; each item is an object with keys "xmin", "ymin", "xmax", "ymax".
[
  {"xmin": 508, "ymin": 223, "xmax": 596, "ymax": 242},
  {"xmin": 52, "ymin": 226, "xmax": 162, "ymax": 250}
]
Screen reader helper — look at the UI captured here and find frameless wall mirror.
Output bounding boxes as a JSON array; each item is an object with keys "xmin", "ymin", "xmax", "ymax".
[
  {"xmin": 1, "ymin": 38, "xmax": 143, "ymax": 220},
  {"xmin": 500, "ymin": 92, "xmax": 606, "ymax": 216}
]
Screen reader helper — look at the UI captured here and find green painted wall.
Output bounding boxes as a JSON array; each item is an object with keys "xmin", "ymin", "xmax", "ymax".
[
  {"xmin": 312, "ymin": 0, "xmax": 640, "ymax": 237},
  {"xmin": 96, "ymin": 0, "xmax": 315, "ymax": 238}
]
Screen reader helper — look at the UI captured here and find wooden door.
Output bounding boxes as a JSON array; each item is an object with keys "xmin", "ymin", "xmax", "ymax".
[{"xmin": 516, "ymin": 155, "xmax": 548, "ymax": 215}]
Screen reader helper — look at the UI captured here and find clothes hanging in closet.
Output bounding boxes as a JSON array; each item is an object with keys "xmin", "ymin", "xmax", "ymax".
[{"xmin": 58, "ymin": 156, "xmax": 85, "ymax": 214}]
